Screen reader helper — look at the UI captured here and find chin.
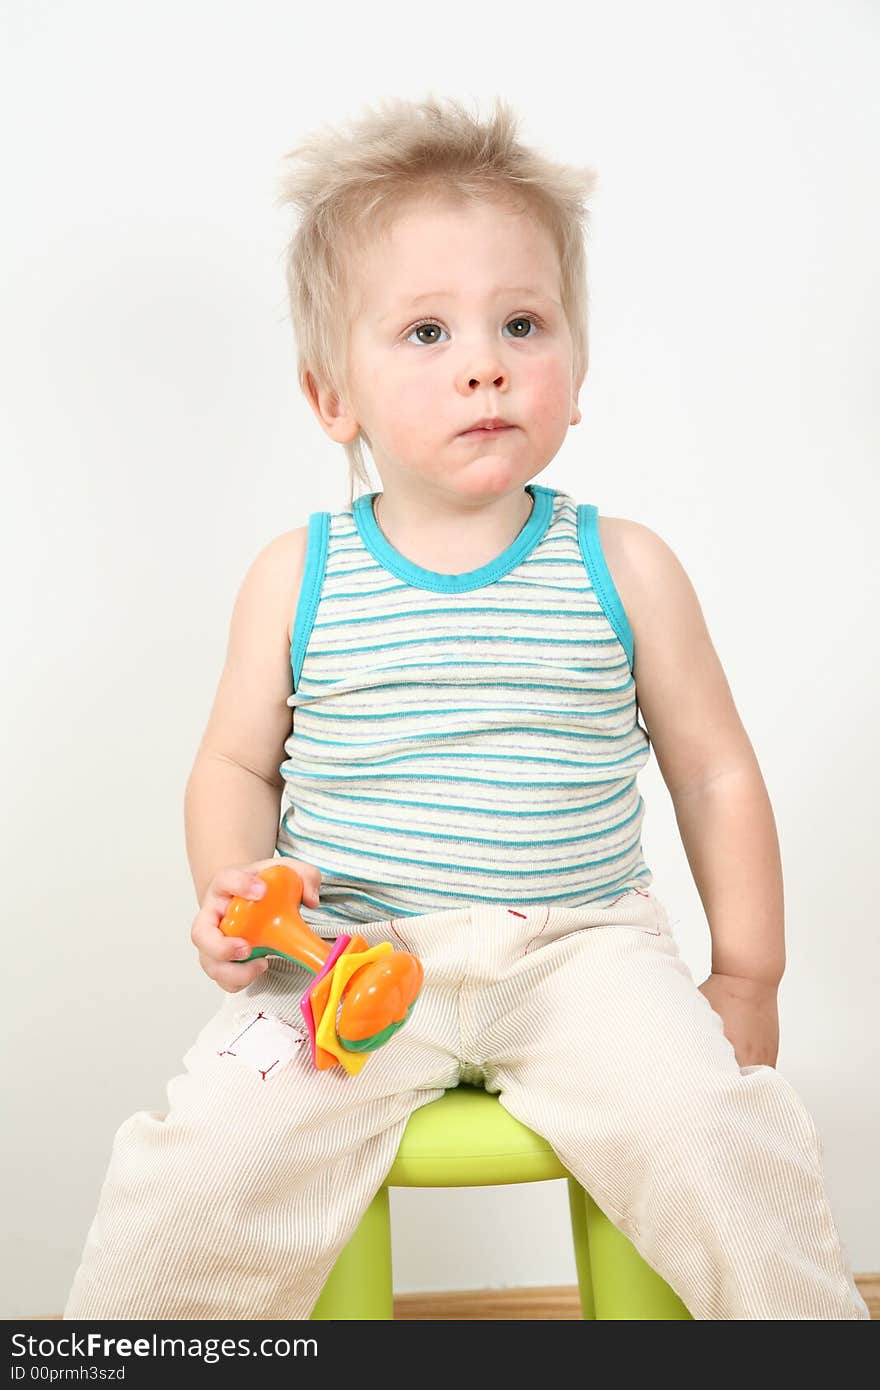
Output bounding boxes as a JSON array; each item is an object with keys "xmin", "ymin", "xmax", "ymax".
[{"xmin": 454, "ymin": 461, "xmax": 532, "ymax": 495}]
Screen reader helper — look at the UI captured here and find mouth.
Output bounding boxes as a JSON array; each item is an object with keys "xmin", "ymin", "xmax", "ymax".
[{"xmin": 458, "ymin": 425, "xmax": 516, "ymax": 439}]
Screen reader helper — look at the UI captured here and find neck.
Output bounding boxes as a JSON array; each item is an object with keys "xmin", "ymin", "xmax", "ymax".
[{"xmin": 373, "ymin": 486, "xmax": 535, "ymax": 575}]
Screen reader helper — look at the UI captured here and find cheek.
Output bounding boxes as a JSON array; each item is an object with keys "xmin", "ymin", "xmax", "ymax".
[
  {"xmin": 365, "ymin": 350, "xmax": 433, "ymax": 410},
  {"xmin": 521, "ymin": 356, "xmax": 573, "ymax": 419},
  {"xmin": 350, "ymin": 357, "xmax": 408, "ymax": 434},
  {"xmin": 407, "ymin": 370, "xmax": 441, "ymax": 412}
]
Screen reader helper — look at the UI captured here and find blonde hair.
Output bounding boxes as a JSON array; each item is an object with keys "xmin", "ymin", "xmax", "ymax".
[{"xmin": 276, "ymin": 93, "xmax": 599, "ymax": 509}]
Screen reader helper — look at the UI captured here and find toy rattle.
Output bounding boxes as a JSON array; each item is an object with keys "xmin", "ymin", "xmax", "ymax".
[{"xmin": 218, "ymin": 863, "xmax": 423, "ymax": 1077}]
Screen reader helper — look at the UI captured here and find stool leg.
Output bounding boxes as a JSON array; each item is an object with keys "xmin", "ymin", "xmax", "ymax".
[
  {"xmin": 566, "ymin": 1178, "xmax": 597, "ymax": 1318},
  {"xmin": 310, "ymin": 1186, "xmax": 394, "ymax": 1320},
  {"xmin": 584, "ymin": 1191, "xmax": 692, "ymax": 1320}
]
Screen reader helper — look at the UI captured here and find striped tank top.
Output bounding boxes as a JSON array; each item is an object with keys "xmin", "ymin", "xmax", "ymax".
[{"xmin": 276, "ymin": 482, "xmax": 653, "ymax": 931}]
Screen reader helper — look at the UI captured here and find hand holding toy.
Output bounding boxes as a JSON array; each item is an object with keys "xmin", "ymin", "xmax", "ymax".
[{"xmin": 218, "ymin": 864, "xmax": 423, "ymax": 1077}]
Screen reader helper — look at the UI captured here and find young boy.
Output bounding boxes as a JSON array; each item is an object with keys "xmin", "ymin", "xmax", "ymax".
[{"xmin": 63, "ymin": 95, "xmax": 869, "ymax": 1320}]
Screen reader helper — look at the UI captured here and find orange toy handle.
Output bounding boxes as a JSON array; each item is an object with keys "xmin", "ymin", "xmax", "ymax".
[
  {"xmin": 217, "ymin": 862, "xmax": 425, "ymax": 1077},
  {"xmin": 217, "ymin": 864, "xmax": 329, "ymax": 973}
]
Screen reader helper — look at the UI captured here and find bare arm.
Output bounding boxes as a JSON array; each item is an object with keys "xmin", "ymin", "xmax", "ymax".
[
  {"xmin": 184, "ymin": 755, "xmax": 283, "ymax": 906},
  {"xmin": 183, "ymin": 527, "xmax": 308, "ymax": 907},
  {"xmin": 671, "ymin": 766, "xmax": 785, "ymax": 985},
  {"xmin": 600, "ymin": 517, "xmax": 785, "ymax": 986}
]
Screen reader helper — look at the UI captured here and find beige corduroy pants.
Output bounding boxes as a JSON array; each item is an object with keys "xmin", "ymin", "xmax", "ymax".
[{"xmin": 64, "ymin": 889, "xmax": 869, "ymax": 1320}]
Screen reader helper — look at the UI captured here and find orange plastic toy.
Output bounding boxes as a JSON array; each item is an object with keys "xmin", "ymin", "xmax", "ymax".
[{"xmin": 218, "ymin": 863, "xmax": 423, "ymax": 1077}]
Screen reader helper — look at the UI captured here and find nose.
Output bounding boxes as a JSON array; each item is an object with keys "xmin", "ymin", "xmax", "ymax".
[{"xmin": 460, "ymin": 356, "xmax": 506, "ymax": 391}]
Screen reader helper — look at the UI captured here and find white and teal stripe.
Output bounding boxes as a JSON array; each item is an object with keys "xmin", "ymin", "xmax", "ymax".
[{"xmin": 277, "ymin": 483, "xmax": 654, "ymax": 928}]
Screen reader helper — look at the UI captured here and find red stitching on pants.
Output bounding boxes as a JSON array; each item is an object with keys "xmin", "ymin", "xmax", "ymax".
[
  {"xmin": 604, "ymin": 887, "xmax": 650, "ymax": 908},
  {"xmin": 522, "ymin": 904, "xmax": 551, "ymax": 955},
  {"xmin": 217, "ymin": 1011, "xmax": 269, "ymax": 1054},
  {"xmin": 388, "ymin": 919, "xmax": 413, "ymax": 953}
]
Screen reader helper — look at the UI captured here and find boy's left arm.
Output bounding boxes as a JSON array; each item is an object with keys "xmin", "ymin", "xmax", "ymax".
[{"xmin": 601, "ymin": 518, "xmax": 783, "ymax": 1068}]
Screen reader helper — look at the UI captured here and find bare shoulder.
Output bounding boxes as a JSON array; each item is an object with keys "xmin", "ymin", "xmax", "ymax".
[
  {"xmin": 254, "ymin": 525, "xmax": 309, "ymax": 648},
  {"xmin": 192, "ymin": 524, "xmax": 310, "ymax": 789},
  {"xmin": 595, "ymin": 514, "xmax": 665, "ymax": 622},
  {"xmin": 597, "ymin": 512, "xmax": 702, "ymax": 655},
  {"xmin": 597, "ymin": 514, "xmax": 756, "ymax": 796}
]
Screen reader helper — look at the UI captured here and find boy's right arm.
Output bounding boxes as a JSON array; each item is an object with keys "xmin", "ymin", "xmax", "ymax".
[{"xmin": 184, "ymin": 527, "xmax": 323, "ymax": 991}]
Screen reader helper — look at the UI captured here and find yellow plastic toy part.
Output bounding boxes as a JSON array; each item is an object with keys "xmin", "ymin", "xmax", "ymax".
[
  {"xmin": 307, "ymin": 934, "xmax": 370, "ymax": 1070},
  {"xmin": 314, "ymin": 943, "xmax": 394, "ymax": 1076}
]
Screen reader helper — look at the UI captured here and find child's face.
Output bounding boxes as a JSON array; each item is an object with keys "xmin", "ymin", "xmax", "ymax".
[{"xmin": 327, "ymin": 196, "xmax": 583, "ymax": 506}]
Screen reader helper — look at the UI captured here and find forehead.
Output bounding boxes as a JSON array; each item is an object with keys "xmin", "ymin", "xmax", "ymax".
[{"xmin": 353, "ymin": 197, "xmax": 561, "ymax": 308}]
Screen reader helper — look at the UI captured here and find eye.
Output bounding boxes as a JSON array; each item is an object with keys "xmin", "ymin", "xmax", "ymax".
[{"xmin": 404, "ymin": 314, "xmax": 543, "ymax": 346}]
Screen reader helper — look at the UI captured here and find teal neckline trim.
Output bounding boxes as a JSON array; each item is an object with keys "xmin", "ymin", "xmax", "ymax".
[{"xmin": 353, "ymin": 483, "xmax": 555, "ymax": 593}]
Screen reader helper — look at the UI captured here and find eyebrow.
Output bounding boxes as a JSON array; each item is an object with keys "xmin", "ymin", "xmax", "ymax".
[{"xmin": 379, "ymin": 287, "xmax": 561, "ymax": 322}]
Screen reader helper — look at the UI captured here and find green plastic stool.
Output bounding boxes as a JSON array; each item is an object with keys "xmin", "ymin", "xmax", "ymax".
[{"xmin": 310, "ymin": 1084, "xmax": 692, "ymax": 1320}]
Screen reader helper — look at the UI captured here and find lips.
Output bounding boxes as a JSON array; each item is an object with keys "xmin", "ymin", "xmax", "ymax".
[{"xmin": 459, "ymin": 425, "xmax": 515, "ymax": 438}]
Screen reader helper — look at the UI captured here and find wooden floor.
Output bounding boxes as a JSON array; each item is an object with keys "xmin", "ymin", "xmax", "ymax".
[
  {"xmin": 392, "ymin": 1276, "xmax": 879, "ymax": 1319},
  {"xmin": 394, "ymin": 1285, "xmax": 586, "ymax": 1319},
  {"xmin": 30, "ymin": 1275, "xmax": 879, "ymax": 1320}
]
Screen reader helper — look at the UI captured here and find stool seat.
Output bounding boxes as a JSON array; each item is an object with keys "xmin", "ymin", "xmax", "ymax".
[
  {"xmin": 310, "ymin": 1083, "xmax": 692, "ymax": 1320},
  {"xmin": 386, "ymin": 1084, "xmax": 570, "ymax": 1187}
]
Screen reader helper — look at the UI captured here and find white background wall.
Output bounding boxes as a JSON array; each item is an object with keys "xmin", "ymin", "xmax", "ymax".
[{"xmin": 2, "ymin": 0, "xmax": 877, "ymax": 1318}]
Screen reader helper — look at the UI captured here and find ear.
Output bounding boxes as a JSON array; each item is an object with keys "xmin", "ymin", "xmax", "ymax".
[
  {"xmin": 302, "ymin": 368, "xmax": 361, "ymax": 444},
  {"xmin": 571, "ymin": 358, "xmax": 588, "ymax": 425}
]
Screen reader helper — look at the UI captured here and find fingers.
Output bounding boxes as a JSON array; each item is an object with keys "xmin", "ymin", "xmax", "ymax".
[
  {"xmin": 190, "ymin": 866, "xmax": 267, "ymax": 960},
  {"xmin": 200, "ymin": 951, "xmax": 269, "ymax": 994},
  {"xmin": 190, "ymin": 859, "xmax": 322, "ymax": 993}
]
